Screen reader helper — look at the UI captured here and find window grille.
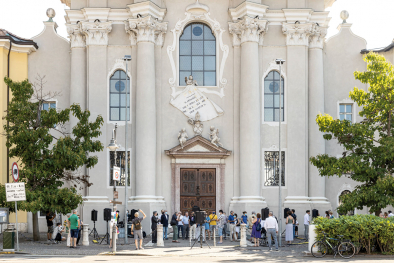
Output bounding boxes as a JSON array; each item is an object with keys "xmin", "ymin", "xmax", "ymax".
[
  {"xmin": 264, "ymin": 151, "xmax": 285, "ymax": 186},
  {"xmin": 264, "ymin": 71, "xmax": 284, "ymax": 122}
]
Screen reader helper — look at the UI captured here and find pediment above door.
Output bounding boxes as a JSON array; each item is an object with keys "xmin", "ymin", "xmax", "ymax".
[{"xmin": 165, "ymin": 135, "xmax": 231, "ymax": 159}]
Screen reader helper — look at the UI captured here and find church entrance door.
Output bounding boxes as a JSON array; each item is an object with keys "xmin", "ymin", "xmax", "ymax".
[{"xmin": 180, "ymin": 168, "xmax": 216, "ymax": 214}]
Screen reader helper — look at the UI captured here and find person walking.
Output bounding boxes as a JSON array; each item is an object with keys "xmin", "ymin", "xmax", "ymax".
[
  {"xmin": 208, "ymin": 210, "xmax": 217, "ymax": 240},
  {"xmin": 177, "ymin": 211, "xmax": 184, "ymax": 239},
  {"xmin": 264, "ymin": 212, "xmax": 278, "ymax": 251},
  {"xmin": 161, "ymin": 210, "xmax": 169, "ymax": 240},
  {"xmin": 151, "ymin": 211, "xmax": 160, "ymax": 243},
  {"xmin": 190, "ymin": 212, "xmax": 196, "ymax": 240},
  {"xmin": 131, "ymin": 209, "xmax": 146, "ymax": 250},
  {"xmin": 67, "ymin": 210, "xmax": 80, "ymax": 249},
  {"xmin": 171, "ymin": 212, "xmax": 179, "ymax": 243},
  {"xmin": 304, "ymin": 210, "xmax": 310, "ymax": 240},
  {"xmin": 285, "ymin": 210, "xmax": 294, "ymax": 245},
  {"xmin": 251, "ymin": 213, "xmax": 262, "ymax": 247},
  {"xmin": 228, "ymin": 211, "xmax": 236, "ymax": 241},
  {"xmin": 291, "ymin": 209, "xmax": 297, "ymax": 238},
  {"xmin": 182, "ymin": 212, "xmax": 190, "ymax": 240}
]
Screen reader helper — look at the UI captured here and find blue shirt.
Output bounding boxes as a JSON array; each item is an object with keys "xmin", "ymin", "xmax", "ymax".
[
  {"xmin": 204, "ymin": 216, "xmax": 210, "ymax": 229},
  {"xmin": 241, "ymin": 215, "xmax": 247, "ymax": 224},
  {"xmin": 228, "ymin": 215, "xmax": 235, "ymax": 224}
]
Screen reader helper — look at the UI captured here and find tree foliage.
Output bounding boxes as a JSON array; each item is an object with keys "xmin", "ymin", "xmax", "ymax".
[
  {"xmin": 310, "ymin": 53, "xmax": 394, "ymax": 215},
  {"xmin": 2, "ymin": 76, "xmax": 104, "ymax": 215}
]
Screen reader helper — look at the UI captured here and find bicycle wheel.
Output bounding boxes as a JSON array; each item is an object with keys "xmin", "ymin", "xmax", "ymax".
[
  {"xmin": 338, "ymin": 241, "xmax": 356, "ymax": 259},
  {"xmin": 311, "ymin": 241, "xmax": 328, "ymax": 258}
]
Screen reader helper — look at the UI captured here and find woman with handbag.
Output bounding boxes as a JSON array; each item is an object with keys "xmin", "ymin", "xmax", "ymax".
[
  {"xmin": 171, "ymin": 212, "xmax": 179, "ymax": 243},
  {"xmin": 251, "ymin": 213, "xmax": 262, "ymax": 247},
  {"xmin": 285, "ymin": 210, "xmax": 294, "ymax": 245}
]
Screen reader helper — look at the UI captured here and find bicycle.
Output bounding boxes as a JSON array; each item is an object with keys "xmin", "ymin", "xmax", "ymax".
[{"xmin": 311, "ymin": 232, "xmax": 356, "ymax": 259}]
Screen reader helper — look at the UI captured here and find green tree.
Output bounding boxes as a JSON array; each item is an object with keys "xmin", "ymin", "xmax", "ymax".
[
  {"xmin": 310, "ymin": 52, "xmax": 394, "ymax": 215},
  {"xmin": 2, "ymin": 76, "xmax": 104, "ymax": 240}
]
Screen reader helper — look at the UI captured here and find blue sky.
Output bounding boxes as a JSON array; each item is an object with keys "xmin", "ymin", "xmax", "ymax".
[{"xmin": 0, "ymin": 0, "xmax": 392, "ymax": 49}]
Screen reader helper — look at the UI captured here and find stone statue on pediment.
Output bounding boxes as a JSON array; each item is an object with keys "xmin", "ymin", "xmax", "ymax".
[
  {"xmin": 178, "ymin": 128, "xmax": 188, "ymax": 149},
  {"xmin": 209, "ymin": 126, "xmax": 223, "ymax": 147},
  {"xmin": 188, "ymin": 111, "xmax": 203, "ymax": 135}
]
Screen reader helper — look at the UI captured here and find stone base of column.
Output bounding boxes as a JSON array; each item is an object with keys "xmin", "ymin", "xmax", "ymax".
[
  {"xmin": 128, "ymin": 196, "xmax": 166, "ymax": 231},
  {"xmin": 229, "ymin": 196, "xmax": 267, "ymax": 214}
]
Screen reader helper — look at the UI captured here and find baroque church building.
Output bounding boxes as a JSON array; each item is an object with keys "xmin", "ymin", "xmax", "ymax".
[{"xmin": 27, "ymin": 0, "xmax": 387, "ymax": 232}]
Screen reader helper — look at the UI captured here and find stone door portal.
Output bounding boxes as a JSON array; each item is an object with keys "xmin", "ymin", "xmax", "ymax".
[{"xmin": 180, "ymin": 168, "xmax": 216, "ymax": 214}]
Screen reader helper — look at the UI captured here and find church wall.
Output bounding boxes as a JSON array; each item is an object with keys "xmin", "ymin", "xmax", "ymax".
[
  {"xmin": 108, "ymin": 24, "xmax": 130, "ymax": 46},
  {"xmin": 71, "ymin": 0, "xmax": 87, "ymax": 9},
  {"xmin": 323, "ymin": 25, "xmax": 367, "ymax": 213},
  {"xmin": 108, "ymin": 0, "xmax": 135, "ymax": 9}
]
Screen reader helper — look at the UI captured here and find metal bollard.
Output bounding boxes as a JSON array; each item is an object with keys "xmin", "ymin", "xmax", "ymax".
[
  {"xmin": 240, "ymin": 224, "xmax": 247, "ymax": 247},
  {"xmin": 112, "ymin": 223, "xmax": 117, "ymax": 252},
  {"xmin": 157, "ymin": 224, "xmax": 164, "ymax": 247},
  {"xmin": 82, "ymin": 224, "xmax": 89, "ymax": 246},
  {"xmin": 213, "ymin": 227, "xmax": 216, "ymax": 247}
]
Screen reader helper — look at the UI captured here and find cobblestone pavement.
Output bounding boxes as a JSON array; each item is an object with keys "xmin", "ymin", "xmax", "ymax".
[{"xmin": 0, "ymin": 232, "xmax": 310, "ymax": 256}]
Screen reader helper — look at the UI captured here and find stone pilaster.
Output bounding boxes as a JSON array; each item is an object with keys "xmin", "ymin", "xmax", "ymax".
[
  {"xmin": 308, "ymin": 25, "xmax": 331, "ymax": 210},
  {"xmin": 228, "ymin": 16, "xmax": 267, "ymax": 212},
  {"xmin": 125, "ymin": 15, "xmax": 167, "ymax": 228}
]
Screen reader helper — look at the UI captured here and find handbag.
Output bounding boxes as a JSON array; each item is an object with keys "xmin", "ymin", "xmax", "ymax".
[
  {"xmin": 255, "ymin": 219, "xmax": 262, "ymax": 231},
  {"xmin": 170, "ymin": 217, "xmax": 177, "ymax": 226}
]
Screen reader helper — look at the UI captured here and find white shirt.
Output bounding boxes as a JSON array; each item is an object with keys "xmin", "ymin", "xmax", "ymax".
[
  {"xmin": 182, "ymin": 216, "xmax": 189, "ymax": 225},
  {"xmin": 178, "ymin": 215, "xmax": 184, "ymax": 225},
  {"xmin": 388, "ymin": 213, "xmax": 394, "ymax": 218},
  {"xmin": 304, "ymin": 213, "xmax": 310, "ymax": 225},
  {"xmin": 264, "ymin": 216, "xmax": 278, "ymax": 231}
]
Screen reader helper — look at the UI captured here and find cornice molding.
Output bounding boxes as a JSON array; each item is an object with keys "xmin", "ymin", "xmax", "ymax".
[
  {"xmin": 125, "ymin": 15, "xmax": 167, "ymax": 45},
  {"xmin": 0, "ymin": 39, "xmax": 37, "ymax": 54},
  {"xmin": 66, "ymin": 23, "xmax": 85, "ymax": 48},
  {"xmin": 324, "ymin": 0, "xmax": 336, "ymax": 9},
  {"xmin": 81, "ymin": 8, "xmax": 111, "ymax": 22},
  {"xmin": 60, "ymin": 0, "xmax": 71, "ymax": 8},
  {"xmin": 282, "ymin": 22, "xmax": 314, "ymax": 46},
  {"xmin": 282, "ymin": 9, "xmax": 313, "ymax": 23},
  {"xmin": 127, "ymin": 1, "xmax": 167, "ymax": 21},
  {"xmin": 229, "ymin": 16, "xmax": 268, "ymax": 46},
  {"xmin": 81, "ymin": 21, "xmax": 113, "ymax": 46},
  {"xmin": 229, "ymin": 1, "xmax": 269, "ymax": 21}
]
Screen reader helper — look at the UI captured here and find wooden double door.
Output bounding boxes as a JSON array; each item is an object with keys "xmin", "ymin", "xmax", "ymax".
[{"xmin": 180, "ymin": 168, "xmax": 216, "ymax": 214}]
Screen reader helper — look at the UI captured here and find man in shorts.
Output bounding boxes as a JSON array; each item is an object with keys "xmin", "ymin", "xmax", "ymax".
[
  {"xmin": 67, "ymin": 210, "xmax": 80, "ymax": 248},
  {"xmin": 46, "ymin": 211, "xmax": 56, "ymax": 241},
  {"xmin": 131, "ymin": 209, "xmax": 146, "ymax": 250}
]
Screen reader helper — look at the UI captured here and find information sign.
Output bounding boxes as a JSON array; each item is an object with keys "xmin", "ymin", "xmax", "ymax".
[
  {"xmin": 5, "ymin": 183, "xmax": 26, "ymax": 202},
  {"xmin": 113, "ymin": 166, "xmax": 120, "ymax": 181}
]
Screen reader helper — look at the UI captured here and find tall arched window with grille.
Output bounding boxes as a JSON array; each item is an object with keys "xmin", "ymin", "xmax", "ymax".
[
  {"xmin": 179, "ymin": 23, "xmax": 216, "ymax": 86},
  {"xmin": 109, "ymin": 70, "xmax": 130, "ymax": 121},
  {"xmin": 264, "ymin": 71, "xmax": 284, "ymax": 122}
]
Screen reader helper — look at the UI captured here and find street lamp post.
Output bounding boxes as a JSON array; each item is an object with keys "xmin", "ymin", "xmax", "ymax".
[
  {"xmin": 107, "ymin": 124, "xmax": 119, "ymax": 248},
  {"xmin": 275, "ymin": 58, "xmax": 285, "ymax": 248},
  {"xmin": 123, "ymin": 55, "xmax": 131, "ymax": 244}
]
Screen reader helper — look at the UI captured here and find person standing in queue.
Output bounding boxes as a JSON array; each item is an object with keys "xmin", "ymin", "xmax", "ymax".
[{"xmin": 131, "ymin": 209, "xmax": 146, "ymax": 250}]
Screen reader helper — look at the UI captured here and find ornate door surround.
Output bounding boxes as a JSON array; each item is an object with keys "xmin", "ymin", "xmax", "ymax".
[{"xmin": 165, "ymin": 135, "xmax": 231, "ymax": 213}]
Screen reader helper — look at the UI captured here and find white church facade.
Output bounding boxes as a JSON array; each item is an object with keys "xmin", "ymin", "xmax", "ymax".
[{"xmin": 27, "ymin": 0, "xmax": 391, "ymax": 232}]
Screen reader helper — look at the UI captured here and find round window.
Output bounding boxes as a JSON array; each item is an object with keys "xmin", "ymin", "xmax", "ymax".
[
  {"xmin": 115, "ymin": 81, "xmax": 125, "ymax": 92},
  {"xmin": 193, "ymin": 26, "xmax": 203, "ymax": 36},
  {"xmin": 269, "ymin": 82, "xmax": 279, "ymax": 93}
]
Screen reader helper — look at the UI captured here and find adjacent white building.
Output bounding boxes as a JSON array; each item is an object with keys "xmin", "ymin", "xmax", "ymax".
[{"xmin": 27, "ymin": 0, "xmax": 392, "ymax": 233}]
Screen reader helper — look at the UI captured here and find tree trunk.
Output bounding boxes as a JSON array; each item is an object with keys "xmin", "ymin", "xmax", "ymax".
[{"xmin": 32, "ymin": 212, "xmax": 40, "ymax": 241}]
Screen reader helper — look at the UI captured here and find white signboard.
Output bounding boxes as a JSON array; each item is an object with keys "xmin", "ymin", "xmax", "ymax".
[
  {"xmin": 5, "ymin": 183, "xmax": 26, "ymax": 202},
  {"xmin": 113, "ymin": 166, "xmax": 120, "ymax": 182}
]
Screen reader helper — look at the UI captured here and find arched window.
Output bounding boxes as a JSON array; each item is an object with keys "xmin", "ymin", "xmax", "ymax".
[
  {"xmin": 179, "ymin": 23, "xmax": 216, "ymax": 86},
  {"xmin": 110, "ymin": 70, "xmax": 130, "ymax": 121},
  {"xmin": 264, "ymin": 71, "xmax": 284, "ymax": 122}
]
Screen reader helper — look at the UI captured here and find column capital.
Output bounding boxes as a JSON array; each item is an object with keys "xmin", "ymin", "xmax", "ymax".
[
  {"xmin": 80, "ymin": 20, "xmax": 112, "ymax": 46},
  {"xmin": 125, "ymin": 15, "xmax": 168, "ymax": 46},
  {"xmin": 229, "ymin": 16, "xmax": 268, "ymax": 46},
  {"xmin": 282, "ymin": 22, "xmax": 314, "ymax": 46},
  {"xmin": 309, "ymin": 25, "xmax": 327, "ymax": 49},
  {"xmin": 66, "ymin": 24, "xmax": 86, "ymax": 48}
]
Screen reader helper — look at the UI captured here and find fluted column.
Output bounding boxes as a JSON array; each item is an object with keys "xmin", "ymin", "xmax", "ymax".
[
  {"xmin": 229, "ymin": 16, "xmax": 267, "ymax": 202},
  {"xmin": 67, "ymin": 24, "xmax": 86, "ymax": 128},
  {"xmin": 126, "ymin": 16, "xmax": 167, "ymax": 197},
  {"xmin": 308, "ymin": 26, "xmax": 328, "ymax": 201}
]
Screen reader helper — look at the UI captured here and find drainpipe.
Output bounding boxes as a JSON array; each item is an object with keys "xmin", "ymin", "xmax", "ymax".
[{"xmin": 6, "ymin": 41, "xmax": 12, "ymax": 183}]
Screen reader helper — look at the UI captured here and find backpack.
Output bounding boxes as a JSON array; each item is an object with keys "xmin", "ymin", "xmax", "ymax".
[
  {"xmin": 255, "ymin": 219, "xmax": 262, "ymax": 231},
  {"xmin": 134, "ymin": 219, "xmax": 142, "ymax": 230}
]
